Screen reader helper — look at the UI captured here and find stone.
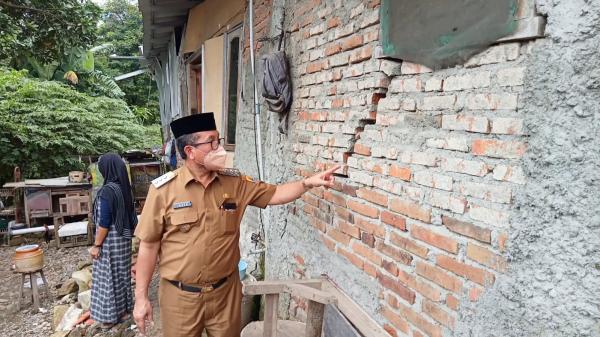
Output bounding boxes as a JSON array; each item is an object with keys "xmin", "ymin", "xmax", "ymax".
[
  {"xmin": 53, "ymin": 305, "xmax": 70, "ymax": 331},
  {"xmin": 77, "ymin": 260, "xmax": 92, "ymax": 271},
  {"xmin": 59, "ymin": 292, "xmax": 77, "ymax": 304},
  {"xmin": 56, "ymin": 304, "xmax": 83, "ymax": 331},
  {"xmin": 49, "ymin": 331, "xmax": 69, "ymax": 337},
  {"xmin": 57, "ymin": 279, "xmax": 78, "ymax": 297},
  {"xmin": 72, "ymin": 269, "xmax": 92, "ymax": 292},
  {"xmin": 69, "ymin": 326, "xmax": 85, "ymax": 337},
  {"xmin": 77, "ymin": 290, "xmax": 91, "ymax": 311}
]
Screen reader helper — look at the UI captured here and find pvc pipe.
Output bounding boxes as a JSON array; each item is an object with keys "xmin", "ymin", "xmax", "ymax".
[
  {"xmin": 10, "ymin": 226, "xmax": 54, "ymax": 236},
  {"xmin": 249, "ymin": 0, "xmax": 265, "ymax": 180}
]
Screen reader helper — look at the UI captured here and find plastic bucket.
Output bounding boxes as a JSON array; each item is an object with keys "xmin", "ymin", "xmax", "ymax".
[{"xmin": 13, "ymin": 244, "xmax": 44, "ymax": 272}]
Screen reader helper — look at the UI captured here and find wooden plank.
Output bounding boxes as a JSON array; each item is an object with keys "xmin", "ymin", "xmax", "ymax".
[
  {"xmin": 243, "ymin": 279, "xmax": 323, "ymax": 295},
  {"xmin": 241, "ymin": 320, "xmax": 306, "ymax": 337},
  {"xmin": 321, "ymin": 280, "xmax": 391, "ymax": 337},
  {"xmin": 305, "ymin": 300, "xmax": 325, "ymax": 337},
  {"xmin": 283, "ymin": 283, "xmax": 337, "ymax": 305},
  {"xmin": 323, "ymin": 305, "xmax": 362, "ymax": 337},
  {"xmin": 263, "ymin": 294, "xmax": 279, "ymax": 337}
]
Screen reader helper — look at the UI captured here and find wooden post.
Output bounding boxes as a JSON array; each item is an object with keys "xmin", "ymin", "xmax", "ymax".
[
  {"xmin": 305, "ymin": 300, "xmax": 325, "ymax": 337},
  {"xmin": 263, "ymin": 294, "xmax": 279, "ymax": 337},
  {"xmin": 17, "ymin": 273, "xmax": 25, "ymax": 311},
  {"xmin": 30, "ymin": 273, "xmax": 40, "ymax": 313}
]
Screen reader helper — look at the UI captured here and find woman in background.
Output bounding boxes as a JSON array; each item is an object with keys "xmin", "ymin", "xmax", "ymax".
[{"xmin": 89, "ymin": 153, "xmax": 138, "ymax": 328}]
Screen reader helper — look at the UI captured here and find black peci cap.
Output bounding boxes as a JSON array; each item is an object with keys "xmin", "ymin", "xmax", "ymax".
[{"xmin": 170, "ymin": 112, "xmax": 217, "ymax": 138}]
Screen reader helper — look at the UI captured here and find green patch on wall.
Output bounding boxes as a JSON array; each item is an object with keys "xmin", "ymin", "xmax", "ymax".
[{"xmin": 380, "ymin": 0, "xmax": 518, "ymax": 69}]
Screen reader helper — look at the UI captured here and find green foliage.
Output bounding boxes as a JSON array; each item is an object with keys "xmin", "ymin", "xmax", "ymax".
[
  {"xmin": 0, "ymin": 68, "xmax": 159, "ymax": 184},
  {"xmin": 78, "ymin": 70, "xmax": 126, "ymax": 98},
  {"xmin": 0, "ymin": 1, "xmax": 101, "ymax": 65},
  {"xmin": 95, "ymin": 0, "xmax": 160, "ymax": 125}
]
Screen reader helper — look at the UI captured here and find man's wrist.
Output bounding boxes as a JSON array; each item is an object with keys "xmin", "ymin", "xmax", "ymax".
[
  {"xmin": 302, "ymin": 179, "xmax": 312, "ymax": 190},
  {"xmin": 93, "ymin": 244, "xmax": 102, "ymax": 248}
]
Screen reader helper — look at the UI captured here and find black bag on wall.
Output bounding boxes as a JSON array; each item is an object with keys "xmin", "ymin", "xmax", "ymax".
[{"xmin": 262, "ymin": 51, "xmax": 292, "ymax": 133}]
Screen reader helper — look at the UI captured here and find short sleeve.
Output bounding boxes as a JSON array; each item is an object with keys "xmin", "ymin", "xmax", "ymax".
[
  {"xmin": 134, "ymin": 185, "xmax": 165, "ymax": 242},
  {"xmin": 239, "ymin": 176, "xmax": 277, "ymax": 209}
]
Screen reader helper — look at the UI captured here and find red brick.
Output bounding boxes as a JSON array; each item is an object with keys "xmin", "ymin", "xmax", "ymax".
[
  {"xmin": 396, "ymin": 269, "xmax": 442, "ymax": 302},
  {"xmin": 332, "ymin": 98, "xmax": 345, "ymax": 108},
  {"xmin": 469, "ymin": 286, "xmax": 484, "ymax": 302},
  {"xmin": 309, "ymin": 216, "xmax": 327, "ymax": 233},
  {"xmin": 413, "ymin": 330, "xmax": 425, "ymax": 337},
  {"xmin": 364, "ymin": 29, "xmax": 379, "ymax": 42},
  {"xmin": 353, "ymin": 143, "xmax": 372, "ymax": 156},
  {"xmin": 327, "ymin": 17, "xmax": 341, "ymax": 29},
  {"xmin": 342, "ymin": 35, "xmax": 364, "ymax": 51},
  {"xmin": 306, "ymin": 61, "xmax": 323, "ymax": 74},
  {"xmin": 416, "ymin": 262, "xmax": 463, "ymax": 293},
  {"xmin": 301, "ymin": 193, "xmax": 319, "ymax": 207},
  {"xmin": 324, "ymin": 190, "xmax": 347, "ymax": 207},
  {"xmin": 436, "ymin": 255, "xmax": 496, "ymax": 286},
  {"xmin": 328, "ymin": 228, "xmax": 351, "ymax": 245},
  {"xmin": 466, "ymin": 243, "xmax": 507, "ymax": 272},
  {"xmin": 325, "ymin": 44, "xmax": 342, "ymax": 57},
  {"xmin": 411, "ymin": 225, "xmax": 459, "ymax": 254},
  {"xmin": 367, "ymin": 0, "xmax": 381, "ymax": 9},
  {"xmin": 390, "ymin": 165, "xmax": 412, "ymax": 181},
  {"xmin": 357, "ymin": 188, "xmax": 388, "ymax": 207},
  {"xmin": 376, "ymin": 241, "xmax": 413, "ymax": 265},
  {"xmin": 333, "ymin": 69, "xmax": 342, "ymax": 81},
  {"xmin": 349, "ymin": 45, "xmax": 373, "ymax": 63},
  {"xmin": 355, "ymin": 216, "xmax": 386, "ymax": 237},
  {"xmin": 382, "ymin": 259, "xmax": 399, "ymax": 276},
  {"xmin": 338, "ymin": 220, "xmax": 360, "ymax": 239},
  {"xmin": 363, "ymin": 261, "xmax": 377, "ymax": 277},
  {"xmin": 338, "ymin": 247, "xmax": 364, "ymax": 269},
  {"xmin": 396, "ymin": 302, "xmax": 443, "ymax": 337},
  {"xmin": 320, "ymin": 233, "xmax": 336, "ymax": 251},
  {"xmin": 342, "ymin": 183, "xmax": 358, "ymax": 197},
  {"xmin": 472, "ymin": 139, "xmax": 527, "ymax": 159},
  {"xmin": 352, "ymin": 241, "xmax": 382, "ymax": 265},
  {"xmin": 442, "ymin": 216, "xmax": 491, "ymax": 243},
  {"xmin": 309, "ymin": 111, "xmax": 327, "ymax": 121},
  {"xmin": 335, "ymin": 206, "xmax": 354, "ymax": 223},
  {"xmin": 497, "ymin": 232, "xmax": 508, "ymax": 253},
  {"xmin": 422, "ymin": 300, "xmax": 455, "ymax": 329},
  {"xmin": 382, "ymin": 307, "xmax": 410, "ymax": 334},
  {"xmin": 381, "ymin": 210, "xmax": 407, "ymax": 231},
  {"xmin": 389, "ymin": 198, "xmax": 431, "ymax": 223},
  {"xmin": 390, "ymin": 232, "xmax": 429, "ymax": 259},
  {"xmin": 446, "ymin": 294, "xmax": 459, "ymax": 311},
  {"xmin": 348, "ymin": 200, "xmax": 379, "ymax": 218},
  {"xmin": 377, "ymin": 271, "xmax": 416, "ymax": 304},
  {"xmin": 361, "ymin": 232, "xmax": 376, "ymax": 247},
  {"xmin": 383, "ymin": 324, "xmax": 399, "ymax": 337}
]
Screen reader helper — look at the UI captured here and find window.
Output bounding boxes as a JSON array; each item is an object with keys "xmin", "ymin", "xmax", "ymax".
[{"xmin": 223, "ymin": 26, "xmax": 242, "ymax": 149}]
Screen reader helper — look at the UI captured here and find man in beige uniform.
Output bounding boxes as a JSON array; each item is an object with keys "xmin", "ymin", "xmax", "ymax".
[{"xmin": 133, "ymin": 113, "xmax": 338, "ymax": 337}]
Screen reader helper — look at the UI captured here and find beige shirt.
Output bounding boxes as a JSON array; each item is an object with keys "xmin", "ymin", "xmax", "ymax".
[{"xmin": 135, "ymin": 165, "xmax": 276, "ymax": 284}]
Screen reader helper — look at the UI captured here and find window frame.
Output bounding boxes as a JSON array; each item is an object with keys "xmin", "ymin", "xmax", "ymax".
[{"xmin": 222, "ymin": 24, "xmax": 243, "ymax": 151}]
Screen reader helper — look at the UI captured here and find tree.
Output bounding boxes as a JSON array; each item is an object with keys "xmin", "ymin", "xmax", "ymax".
[
  {"xmin": 0, "ymin": 68, "xmax": 160, "ymax": 184},
  {"xmin": 95, "ymin": 0, "xmax": 160, "ymax": 125},
  {"xmin": 0, "ymin": 1, "xmax": 101, "ymax": 66}
]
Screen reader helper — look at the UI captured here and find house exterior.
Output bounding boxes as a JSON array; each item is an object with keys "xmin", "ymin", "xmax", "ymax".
[{"xmin": 139, "ymin": 1, "xmax": 600, "ymax": 336}]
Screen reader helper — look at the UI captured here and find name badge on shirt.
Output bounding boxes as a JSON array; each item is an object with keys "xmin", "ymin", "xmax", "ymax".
[{"xmin": 173, "ymin": 201, "xmax": 192, "ymax": 209}]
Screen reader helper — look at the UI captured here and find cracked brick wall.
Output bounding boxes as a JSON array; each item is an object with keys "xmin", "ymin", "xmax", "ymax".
[{"xmin": 234, "ymin": 1, "xmax": 597, "ymax": 336}]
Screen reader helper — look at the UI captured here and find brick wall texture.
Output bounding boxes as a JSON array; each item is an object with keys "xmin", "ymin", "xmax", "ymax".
[{"xmin": 244, "ymin": 1, "xmax": 533, "ymax": 336}]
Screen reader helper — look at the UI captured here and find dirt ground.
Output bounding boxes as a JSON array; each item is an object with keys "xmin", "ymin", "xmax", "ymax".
[{"xmin": 0, "ymin": 237, "xmax": 162, "ymax": 337}]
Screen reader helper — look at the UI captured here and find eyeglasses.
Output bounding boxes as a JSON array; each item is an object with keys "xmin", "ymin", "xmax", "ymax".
[{"xmin": 189, "ymin": 138, "xmax": 224, "ymax": 151}]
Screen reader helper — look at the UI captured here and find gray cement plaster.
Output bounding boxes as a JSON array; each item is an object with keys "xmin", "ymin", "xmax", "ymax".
[{"xmin": 455, "ymin": 1, "xmax": 600, "ymax": 336}]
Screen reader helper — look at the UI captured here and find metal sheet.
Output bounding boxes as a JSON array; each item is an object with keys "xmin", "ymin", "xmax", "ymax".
[
  {"xmin": 380, "ymin": 0, "xmax": 518, "ymax": 69},
  {"xmin": 323, "ymin": 304, "xmax": 363, "ymax": 337}
]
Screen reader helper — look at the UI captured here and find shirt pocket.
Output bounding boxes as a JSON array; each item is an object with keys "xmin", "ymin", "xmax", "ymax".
[
  {"xmin": 170, "ymin": 210, "xmax": 199, "ymax": 235},
  {"xmin": 219, "ymin": 203, "xmax": 238, "ymax": 235}
]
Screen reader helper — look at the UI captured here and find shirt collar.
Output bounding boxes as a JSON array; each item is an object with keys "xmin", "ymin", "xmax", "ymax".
[{"xmin": 181, "ymin": 164, "xmax": 219, "ymax": 187}]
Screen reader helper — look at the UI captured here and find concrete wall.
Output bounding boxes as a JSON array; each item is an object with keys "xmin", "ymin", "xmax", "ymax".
[{"xmin": 234, "ymin": 0, "xmax": 600, "ymax": 336}]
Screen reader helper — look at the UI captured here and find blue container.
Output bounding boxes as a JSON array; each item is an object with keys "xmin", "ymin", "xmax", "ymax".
[{"xmin": 238, "ymin": 260, "xmax": 248, "ymax": 280}]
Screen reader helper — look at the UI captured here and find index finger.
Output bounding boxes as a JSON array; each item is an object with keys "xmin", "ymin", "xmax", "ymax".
[{"xmin": 324, "ymin": 164, "xmax": 342, "ymax": 175}]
